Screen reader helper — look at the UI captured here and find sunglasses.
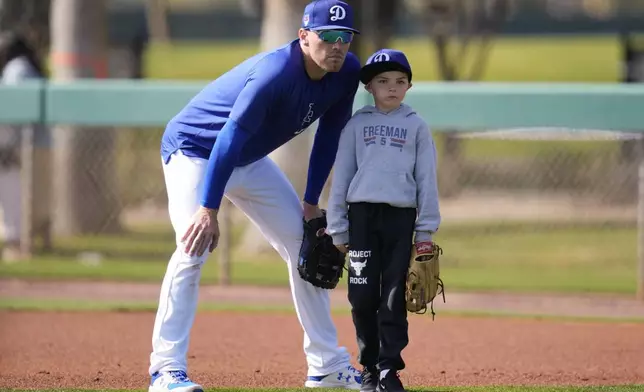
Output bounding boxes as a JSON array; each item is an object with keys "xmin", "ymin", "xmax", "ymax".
[{"xmin": 315, "ymin": 30, "xmax": 354, "ymax": 44}]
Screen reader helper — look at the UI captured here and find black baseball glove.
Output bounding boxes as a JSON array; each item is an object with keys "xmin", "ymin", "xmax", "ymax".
[{"xmin": 297, "ymin": 210, "xmax": 346, "ymax": 290}]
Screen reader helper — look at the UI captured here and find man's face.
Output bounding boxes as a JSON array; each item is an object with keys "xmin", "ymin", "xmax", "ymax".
[{"xmin": 304, "ymin": 29, "xmax": 353, "ymax": 72}]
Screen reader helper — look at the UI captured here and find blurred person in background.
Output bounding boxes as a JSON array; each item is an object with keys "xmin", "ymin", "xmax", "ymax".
[{"xmin": 0, "ymin": 30, "xmax": 46, "ymax": 262}]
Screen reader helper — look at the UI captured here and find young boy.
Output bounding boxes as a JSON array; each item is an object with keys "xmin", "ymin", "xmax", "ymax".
[{"xmin": 326, "ymin": 49, "xmax": 441, "ymax": 392}]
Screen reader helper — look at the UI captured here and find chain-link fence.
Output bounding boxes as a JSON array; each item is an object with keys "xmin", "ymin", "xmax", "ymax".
[
  {"xmin": 36, "ymin": 127, "xmax": 641, "ymax": 225},
  {"xmin": 439, "ymin": 129, "xmax": 642, "ymax": 206},
  {"xmin": 1, "ymin": 123, "xmax": 641, "ymax": 294},
  {"xmin": 99, "ymin": 127, "xmax": 643, "ymax": 226}
]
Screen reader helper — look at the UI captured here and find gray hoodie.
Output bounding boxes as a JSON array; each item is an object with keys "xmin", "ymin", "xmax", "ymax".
[{"xmin": 327, "ymin": 103, "xmax": 441, "ymax": 246}]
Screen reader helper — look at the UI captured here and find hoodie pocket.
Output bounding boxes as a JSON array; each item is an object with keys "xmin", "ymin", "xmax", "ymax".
[{"xmin": 347, "ymin": 167, "xmax": 417, "ymax": 206}]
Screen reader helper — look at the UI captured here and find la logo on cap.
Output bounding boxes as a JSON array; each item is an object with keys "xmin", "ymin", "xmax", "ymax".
[
  {"xmin": 373, "ymin": 53, "xmax": 390, "ymax": 62},
  {"xmin": 329, "ymin": 4, "xmax": 346, "ymax": 21},
  {"xmin": 303, "ymin": 14, "xmax": 310, "ymax": 26}
]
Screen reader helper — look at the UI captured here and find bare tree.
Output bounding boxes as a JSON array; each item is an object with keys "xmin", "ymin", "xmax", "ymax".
[
  {"xmin": 421, "ymin": 0, "xmax": 511, "ymax": 197},
  {"xmin": 144, "ymin": 0, "xmax": 169, "ymax": 44},
  {"xmin": 50, "ymin": 0, "xmax": 121, "ymax": 235}
]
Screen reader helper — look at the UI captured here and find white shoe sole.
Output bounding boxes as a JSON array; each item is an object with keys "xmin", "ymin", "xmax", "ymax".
[
  {"xmin": 149, "ymin": 384, "xmax": 204, "ymax": 392},
  {"xmin": 305, "ymin": 379, "xmax": 361, "ymax": 390}
]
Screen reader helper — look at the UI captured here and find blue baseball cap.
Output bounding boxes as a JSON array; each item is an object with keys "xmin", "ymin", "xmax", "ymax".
[
  {"xmin": 360, "ymin": 49, "xmax": 413, "ymax": 84},
  {"xmin": 301, "ymin": 0, "xmax": 360, "ymax": 34}
]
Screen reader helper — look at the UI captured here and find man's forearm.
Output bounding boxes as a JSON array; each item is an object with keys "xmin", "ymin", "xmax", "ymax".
[
  {"xmin": 303, "ymin": 129, "xmax": 340, "ymax": 205},
  {"xmin": 200, "ymin": 119, "xmax": 250, "ymax": 209}
]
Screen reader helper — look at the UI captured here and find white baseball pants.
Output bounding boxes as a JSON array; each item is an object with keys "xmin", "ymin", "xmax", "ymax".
[{"xmin": 149, "ymin": 150, "xmax": 350, "ymax": 377}]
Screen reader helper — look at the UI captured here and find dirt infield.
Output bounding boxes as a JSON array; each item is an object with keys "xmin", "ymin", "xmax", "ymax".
[{"xmin": 1, "ymin": 311, "xmax": 643, "ymax": 389}]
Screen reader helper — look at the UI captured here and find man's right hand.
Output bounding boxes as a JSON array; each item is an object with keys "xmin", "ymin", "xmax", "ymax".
[{"xmin": 181, "ymin": 206, "xmax": 220, "ymax": 257}]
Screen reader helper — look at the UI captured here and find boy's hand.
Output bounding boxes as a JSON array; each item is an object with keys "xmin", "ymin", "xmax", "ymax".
[
  {"xmin": 335, "ymin": 244, "xmax": 349, "ymax": 254},
  {"xmin": 414, "ymin": 241, "xmax": 435, "ymax": 261}
]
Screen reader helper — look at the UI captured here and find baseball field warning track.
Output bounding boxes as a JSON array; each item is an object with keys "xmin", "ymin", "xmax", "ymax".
[{"xmin": 1, "ymin": 311, "xmax": 642, "ymax": 389}]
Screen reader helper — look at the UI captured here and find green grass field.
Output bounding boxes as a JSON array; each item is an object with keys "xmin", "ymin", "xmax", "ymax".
[
  {"xmin": 1, "ymin": 221, "xmax": 637, "ymax": 295},
  {"xmin": 144, "ymin": 35, "xmax": 621, "ymax": 82}
]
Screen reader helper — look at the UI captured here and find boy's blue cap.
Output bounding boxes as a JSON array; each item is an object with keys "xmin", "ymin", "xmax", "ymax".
[
  {"xmin": 360, "ymin": 49, "xmax": 412, "ymax": 84},
  {"xmin": 301, "ymin": 0, "xmax": 360, "ymax": 34}
]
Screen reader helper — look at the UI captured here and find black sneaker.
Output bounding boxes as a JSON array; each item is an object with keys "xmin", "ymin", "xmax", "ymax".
[
  {"xmin": 377, "ymin": 369, "xmax": 405, "ymax": 392},
  {"xmin": 360, "ymin": 366, "xmax": 379, "ymax": 392}
]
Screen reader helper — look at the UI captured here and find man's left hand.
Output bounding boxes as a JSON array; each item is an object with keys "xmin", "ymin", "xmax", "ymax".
[{"xmin": 297, "ymin": 203, "xmax": 346, "ymax": 290}]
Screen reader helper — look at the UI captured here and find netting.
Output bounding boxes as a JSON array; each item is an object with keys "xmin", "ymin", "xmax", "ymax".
[
  {"xmin": 441, "ymin": 127, "xmax": 642, "ymax": 212},
  {"xmin": 66, "ymin": 126, "xmax": 641, "ymax": 230}
]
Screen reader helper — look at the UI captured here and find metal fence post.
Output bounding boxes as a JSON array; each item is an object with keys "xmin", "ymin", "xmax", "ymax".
[
  {"xmin": 19, "ymin": 121, "xmax": 33, "ymax": 258},
  {"xmin": 638, "ymin": 136, "xmax": 644, "ymax": 302}
]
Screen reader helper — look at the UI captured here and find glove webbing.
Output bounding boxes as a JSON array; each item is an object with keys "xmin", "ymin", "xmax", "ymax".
[
  {"xmin": 431, "ymin": 245, "xmax": 446, "ymax": 320},
  {"xmin": 417, "ymin": 244, "xmax": 446, "ymax": 320},
  {"xmin": 412, "ymin": 275, "xmax": 446, "ymax": 320},
  {"xmin": 429, "ymin": 278, "xmax": 446, "ymax": 321}
]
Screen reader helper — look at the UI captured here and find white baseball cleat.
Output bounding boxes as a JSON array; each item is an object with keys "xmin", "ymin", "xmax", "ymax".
[
  {"xmin": 149, "ymin": 370, "xmax": 203, "ymax": 392},
  {"xmin": 305, "ymin": 364, "xmax": 362, "ymax": 389}
]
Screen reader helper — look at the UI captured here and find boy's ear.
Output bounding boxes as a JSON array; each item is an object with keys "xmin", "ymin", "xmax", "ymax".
[
  {"xmin": 364, "ymin": 82, "xmax": 372, "ymax": 93},
  {"xmin": 408, "ymin": 81, "xmax": 413, "ymax": 90}
]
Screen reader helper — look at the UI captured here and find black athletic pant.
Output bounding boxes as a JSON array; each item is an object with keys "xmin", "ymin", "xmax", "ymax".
[{"xmin": 346, "ymin": 202, "xmax": 417, "ymax": 372}]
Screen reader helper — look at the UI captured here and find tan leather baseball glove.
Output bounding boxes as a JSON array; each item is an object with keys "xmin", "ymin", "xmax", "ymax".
[{"xmin": 405, "ymin": 241, "xmax": 445, "ymax": 319}]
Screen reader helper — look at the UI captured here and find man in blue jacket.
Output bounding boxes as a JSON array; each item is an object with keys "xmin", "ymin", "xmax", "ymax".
[{"xmin": 148, "ymin": 1, "xmax": 363, "ymax": 392}]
